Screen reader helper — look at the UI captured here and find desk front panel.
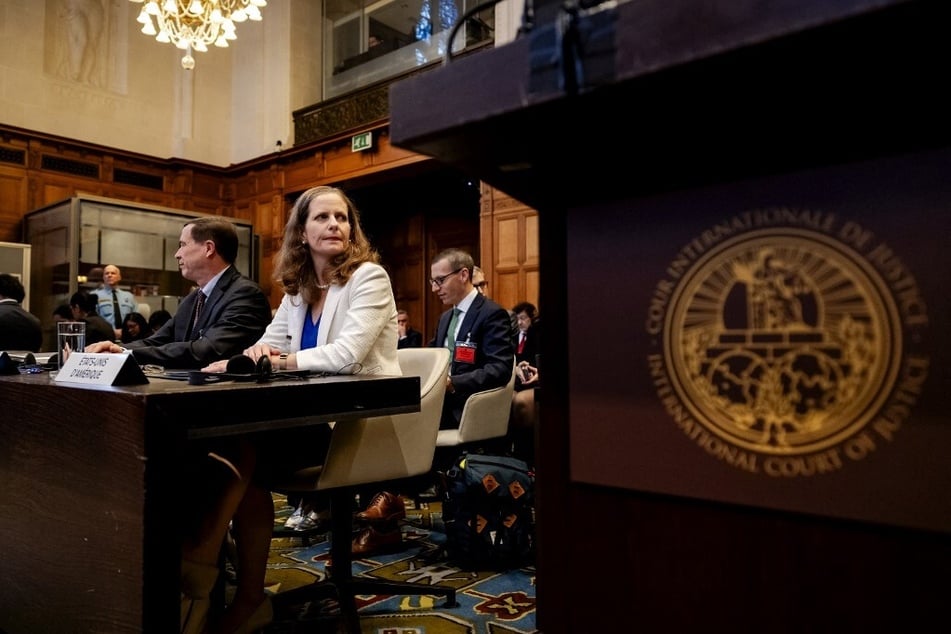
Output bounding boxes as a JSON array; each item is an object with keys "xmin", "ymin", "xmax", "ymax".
[{"xmin": 0, "ymin": 373, "xmax": 419, "ymax": 632}]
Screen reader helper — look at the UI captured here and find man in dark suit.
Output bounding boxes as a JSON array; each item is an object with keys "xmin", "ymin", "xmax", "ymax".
[
  {"xmin": 430, "ymin": 248, "xmax": 514, "ymax": 429},
  {"xmin": 396, "ymin": 309, "xmax": 423, "ymax": 348},
  {"xmin": 86, "ymin": 217, "xmax": 271, "ymax": 368},
  {"xmin": 0, "ymin": 273, "xmax": 42, "ymax": 352}
]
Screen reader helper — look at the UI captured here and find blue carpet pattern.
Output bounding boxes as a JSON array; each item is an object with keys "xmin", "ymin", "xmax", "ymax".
[{"xmin": 258, "ymin": 496, "xmax": 538, "ymax": 633}]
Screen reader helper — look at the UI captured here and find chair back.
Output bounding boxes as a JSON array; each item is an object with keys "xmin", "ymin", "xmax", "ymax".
[
  {"xmin": 436, "ymin": 360, "xmax": 516, "ymax": 447},
  {"xmin": 316, "ymin": 348, "xmax": 450, "ymax": 490}
]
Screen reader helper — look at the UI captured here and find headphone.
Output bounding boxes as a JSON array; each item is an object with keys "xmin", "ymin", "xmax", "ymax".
[{"xmin": 187, "ymin": 354, "xmax": 273, "ymax": 385}]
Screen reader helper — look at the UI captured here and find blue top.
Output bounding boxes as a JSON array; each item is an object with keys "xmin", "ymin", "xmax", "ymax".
[
  {"xmin": 301, "ymin": 312, "xmax": 321, "ymax": 350},
  {"xmin": 92, "ymin": 287, "xmax": 137, "ymax": 327}
]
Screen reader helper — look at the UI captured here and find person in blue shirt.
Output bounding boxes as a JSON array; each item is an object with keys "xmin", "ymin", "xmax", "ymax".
[{"xmin": 92, "ymin": 264, "xmax": 137, "ymax": 340}]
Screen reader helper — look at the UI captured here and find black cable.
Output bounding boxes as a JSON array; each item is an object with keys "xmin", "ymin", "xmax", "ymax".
[{"xmin": 444, "ymin": 0, "xmax": 508, "ymax": 65}]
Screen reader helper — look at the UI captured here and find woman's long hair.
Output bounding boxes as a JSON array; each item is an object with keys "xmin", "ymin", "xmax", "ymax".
[
  {"xmin": 121, "ymin": 311, "xmax": 150, "ymax": 343},
  {"xmin": 273, "ymin": 186, "xmax": 380, "ymax": 305}
]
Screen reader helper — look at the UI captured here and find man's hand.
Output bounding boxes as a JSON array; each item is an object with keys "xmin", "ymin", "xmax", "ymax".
[
  {"xmin": 85, "ymin": 341, "xmax": 124, "ymax": 354},
  {"xmin": 202, "ymin": 359, "xmax": 228, "ymax": 373},
  {"xmin": 517, "ymin": 363, "xmax": 539, "ymax": 385}
]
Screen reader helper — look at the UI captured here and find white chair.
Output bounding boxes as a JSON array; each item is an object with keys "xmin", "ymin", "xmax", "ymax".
[
  {"xmin": 436, "ymin": 360, "xmax": 517, "ymax": 451},
  {"xmin": 271, "ymin": 348, "xmax": 457, "ymax": 632}
]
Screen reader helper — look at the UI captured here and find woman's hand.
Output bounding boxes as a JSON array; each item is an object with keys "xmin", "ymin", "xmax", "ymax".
[{"xmin": 243, "ymin": 343, "xmax": 277, "ymax": 360}]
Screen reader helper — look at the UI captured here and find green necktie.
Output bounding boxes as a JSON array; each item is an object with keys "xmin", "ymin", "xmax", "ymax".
[{"xmin": 446, "ymin": 307, "xmax": 461, "ymax": 351}]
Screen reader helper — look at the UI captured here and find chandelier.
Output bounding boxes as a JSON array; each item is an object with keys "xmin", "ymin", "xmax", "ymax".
[{"xmin": 130, "ymin": 0, "xmax": 267, "ymax": 70}]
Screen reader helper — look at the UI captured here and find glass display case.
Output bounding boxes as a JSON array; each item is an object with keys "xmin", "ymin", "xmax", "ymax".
[
  {"xmin": 23, "ymin": 195, "xmax": 256, "ymax": 350},
  {"xmin": 0, "ymin": 241, "xmax": 31, "ymax": 312}
]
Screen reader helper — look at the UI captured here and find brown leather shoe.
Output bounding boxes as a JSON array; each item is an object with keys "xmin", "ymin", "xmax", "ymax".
[
  {"xmin": 351, "ymin": 525, "xmax": 403, "ymax": 556},
  {"xmin": 355, "ymin": 491, "xmax": 406, "ymax": 523}
]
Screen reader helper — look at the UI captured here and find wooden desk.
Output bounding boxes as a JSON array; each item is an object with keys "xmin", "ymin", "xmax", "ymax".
[{"xmin": 0, "ymin": 372, "xmax": 419, "ymax": 633}]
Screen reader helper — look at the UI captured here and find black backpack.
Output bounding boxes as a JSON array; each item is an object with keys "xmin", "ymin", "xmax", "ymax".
[{"xmin": 441, "ymin": 453, "xmax": 535, "ymax": 570}]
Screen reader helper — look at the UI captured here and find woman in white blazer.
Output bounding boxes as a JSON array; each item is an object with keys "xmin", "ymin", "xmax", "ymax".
[{"xmin": 185, "ymin": 186, "xmax": 399, "ymax": 634}]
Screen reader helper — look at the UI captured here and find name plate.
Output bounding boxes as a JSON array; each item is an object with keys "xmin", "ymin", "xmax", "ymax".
[{"xmin": 55, "ymin": 353, "xmax": 148, "ymax": 386}]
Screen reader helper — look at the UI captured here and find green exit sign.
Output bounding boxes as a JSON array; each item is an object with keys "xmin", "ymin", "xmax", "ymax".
[{"xmin": 352, "ymin": 131, "xmax": 373, "ymax": 152}]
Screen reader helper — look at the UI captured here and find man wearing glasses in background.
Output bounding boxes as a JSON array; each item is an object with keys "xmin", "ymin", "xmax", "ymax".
[
  {"xmin": 430, "ymin": 249, "xmax": 514, "ymax": 430},
  {"xmin": 472, "ymin": 264, "xmax": 518, "ymax": 344}
]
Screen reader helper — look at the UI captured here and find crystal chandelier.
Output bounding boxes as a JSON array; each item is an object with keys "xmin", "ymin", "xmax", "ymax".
[{"xmin": 130, "ymin": 0, "xmax": 267, "ymax": 70}]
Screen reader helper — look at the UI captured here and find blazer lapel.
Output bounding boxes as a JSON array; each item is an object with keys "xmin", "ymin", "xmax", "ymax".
[
  {"xmin": 456, "ymin": 294, "xmax": 484, "ymax": 344},
  {"xmin": 193, "ymin": 267, "xmax": 235, "ymax": 336},
  {"xmin": 317, "ymin": 286, "xmax": 342, "ymax": 346}
]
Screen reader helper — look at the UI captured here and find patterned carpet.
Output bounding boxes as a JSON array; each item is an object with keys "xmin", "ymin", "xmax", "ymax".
[{"xmin": 247, "ymin": 495, "xmax": 538, "ymax": 633}]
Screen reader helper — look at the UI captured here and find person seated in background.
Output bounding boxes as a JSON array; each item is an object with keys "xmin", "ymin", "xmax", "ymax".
[
  {"xmin": 0, "ymin": 273, "xmax": 42, "ymax": 352},
  {"xmin": 147, "ymin": 308, "xmax": 172, "ymax": 335},
  {"xmin": 120, "ymin": 311, "xmax": 150, "ymax": 344},
  {"xmin": 510, "ymin": 302, "xmax": 541, "ymax": 464},
  {"xmin": 52, "ymin": 303, "xmax": 73, "ymax": 322},
  {"xmin": 69, "ymin": 290, "xmax": 117, "ymax": 345},
  {"xmin": 195, "ymin": 186, "xmax": 400, "ymax": 633},
  {"xmin": 431, "ymin": 250, "xmax": 515, "ymax": 431},
  {"xmin": 396, "ymin": 308, "xmax": 423, "ymax": 348}
]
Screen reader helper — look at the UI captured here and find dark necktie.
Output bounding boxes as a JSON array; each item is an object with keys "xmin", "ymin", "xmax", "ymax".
[
  {"xmin": 190, "ymin": 291, "xmax": 206, "ymax": 336},
  {"xmin": 446, "ymin": 307, "xmax": 461, "ymax": 351},
  {"xmin": 112, "ymin": 290, "xmax": 122, "ymax": 329}
]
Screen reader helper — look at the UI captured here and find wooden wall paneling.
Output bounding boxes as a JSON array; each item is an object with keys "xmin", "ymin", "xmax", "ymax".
[
  {"xmin": 283, "ymin": 153, "xmax": 327, "ymax": 191},
  {"xmin": 425, "ymin": 214, "xmax": 479, "ymax": 337},
  {"xmin": 35, "ymin": 180, "xmax": 78, "ymax": 210},
  {"xmin": 188, "ymin": 171, "xmax": 225, "ymax": 201},
  {"xmin": 525, "ymin": 269, "xmax": 540, "ymax": 311},
  {"xmin": 0, "ymin": 166, "xmax": 29, "ymax": 242},
  {"xmin": 248, "ymin": 196, "xmax": 285, "ymax": 303},
  {"xmin": 3, "ymin": 125, "xmax": 538, "ymax": 345},
  {"xmin": 104, "ymin": 186, "xmax": 173, "ymax": 208},
  {"xmin": 496, "ymin": 270, "xmax": 521, "ymax": 310},
  {"xmin": 495, "ymin": 216, "xmax": 520, "ymax": 268},
  {"xmin": 525, "ymin": 213, "xmax": 539, "ymax": 265},
  {"xmin": 482, "ymin": 184, "xmax": 540, "ymax": 310},
  {"xmin": 376, "ymin": 211, "xmax": 428, "ymax": 341},
  {"xmin": 324, "ymin": 144, "xmax": 369, "ymax": 177}
]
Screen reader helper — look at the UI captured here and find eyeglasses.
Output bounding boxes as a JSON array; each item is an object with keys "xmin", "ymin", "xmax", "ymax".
[
  {"xmin": 429, "ymin": 267, "xmax": 463, "ymax": 288},
  {"xmin": 473, "ymin": 281, "xmax": 488, "ymax": 292}
]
